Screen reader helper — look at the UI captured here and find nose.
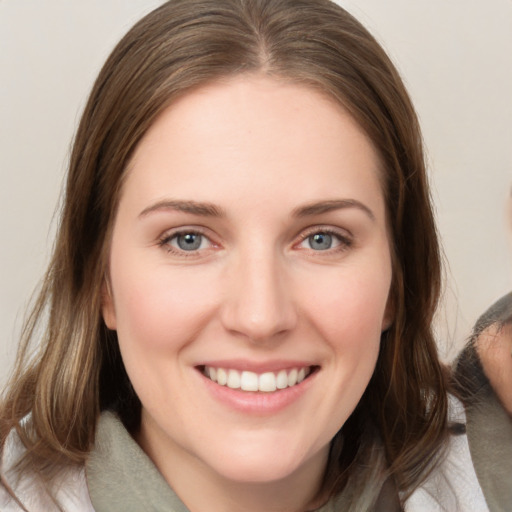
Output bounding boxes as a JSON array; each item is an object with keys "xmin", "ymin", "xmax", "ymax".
[{"xmin": 220, "ymin": 249, "xmax": 298, "ymax": 344}]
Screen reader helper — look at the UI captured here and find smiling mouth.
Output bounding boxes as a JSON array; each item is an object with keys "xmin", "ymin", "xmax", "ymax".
[{"xmin": 200, "ymin": 366, "xmax": 317, "ymax": 393}]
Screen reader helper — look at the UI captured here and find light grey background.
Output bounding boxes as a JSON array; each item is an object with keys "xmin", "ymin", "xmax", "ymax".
[{"xmin": 1, "ymin": 0, "xmax": 511, "ymax": 386}]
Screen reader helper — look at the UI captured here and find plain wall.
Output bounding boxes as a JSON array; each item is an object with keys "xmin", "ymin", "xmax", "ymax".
[{"xmin": 1, "ymin": 0, "xmax": 511, "ymax": 386}]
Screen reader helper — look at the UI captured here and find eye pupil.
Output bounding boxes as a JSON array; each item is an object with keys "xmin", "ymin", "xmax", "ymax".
[
  {"xmin": 309, "ymin": 233, "xmax": 332, "ymax": 250},
  {"xmin": 177, "ymin": 233, "xmax": 202, "ymax": 251}
]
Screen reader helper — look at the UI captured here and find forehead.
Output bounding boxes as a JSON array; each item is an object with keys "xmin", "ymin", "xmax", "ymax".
[{"xmin": 122, "ymin": 75, "xmax": 385, "ymax": 220}]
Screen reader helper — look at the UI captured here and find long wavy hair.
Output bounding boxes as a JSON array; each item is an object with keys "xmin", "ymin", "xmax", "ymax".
[{"xmin": 1, "ymin": 0, "xmax": 447, "ymax": 508}]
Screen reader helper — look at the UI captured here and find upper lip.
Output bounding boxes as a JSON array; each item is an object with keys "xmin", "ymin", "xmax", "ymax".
[{"xmin": 195, "ymin": 359, "xmax": 318, "ymax": 373}]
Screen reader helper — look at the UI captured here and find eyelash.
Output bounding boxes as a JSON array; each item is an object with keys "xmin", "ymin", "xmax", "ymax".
[
  {"xmin": 157, "ymin": 226, "xmax": 353, "ymax": 257},
  {"xmin": 158, "ymin": 228, "xmax": 214, "ymax": 257},
  {"xmin": 296, "ymin": 227, "xmax": 353, "ymax": 254}
]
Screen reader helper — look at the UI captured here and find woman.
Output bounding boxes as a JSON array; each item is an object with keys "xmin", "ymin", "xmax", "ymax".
[{"xmin": 0, "ymin": 0, "xmax": 508, "ymax": 510}]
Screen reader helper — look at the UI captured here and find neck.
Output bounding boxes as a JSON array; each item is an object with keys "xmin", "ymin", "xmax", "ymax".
[
  {"xmin": 137, "ymin": 419, "xmax": 329, "ymax": 512},
  {"xmin": 174, "ymin": 465, "xmax": 327, "ymax": 512}
]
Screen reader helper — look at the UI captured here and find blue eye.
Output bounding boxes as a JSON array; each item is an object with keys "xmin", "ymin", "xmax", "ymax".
[
  {"xmin": 297, "ymin": 229, "xmax": 351, "ymax": 253},
  {"xmin": 307, "ymin": 232, "xmax": 334, "ymax": 251},
  {"xmin": 177, "ymin": 233, "xmax": 202, "ymax": 250},
  {"xmin": 169, "ymin": 232, "xmax": 207, "ymax": 251}
]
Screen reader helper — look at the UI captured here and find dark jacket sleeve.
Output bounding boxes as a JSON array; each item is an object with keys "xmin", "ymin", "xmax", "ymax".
[{"xmin": 452, "ymin": 292, "xmax": 512, "ymax": 512}]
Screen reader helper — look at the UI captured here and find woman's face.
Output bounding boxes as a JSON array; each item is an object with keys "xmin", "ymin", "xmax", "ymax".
[{"xmin": 102, "ymin": 76, "xmax": 392, "ymax": 488}]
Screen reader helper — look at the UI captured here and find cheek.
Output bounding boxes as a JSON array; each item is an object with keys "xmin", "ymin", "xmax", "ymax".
[
  {"xmin": 300, "ymin": 264, "xmax": 392, "ymax": 347},
  {"xmin": 294, "ymin": 268, "xmax": 389, "ymax": 445},
  {"xmin": 110, "ymin": 258, "xmax": 220, "ymax": 353}
]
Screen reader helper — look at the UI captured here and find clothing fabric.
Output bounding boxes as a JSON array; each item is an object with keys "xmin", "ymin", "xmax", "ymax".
[
  {"xmin": 452, "ymin": 291, "xmax": 512, "ymax": 512},
  {"xmin": 2, "ymin": 390, "xmax": 507, "ymax": 512},
  {"xmin": 0, "ymin": 428, "xmax": 93, "ymax": 512},
  {"xmin": 1, "ymin": 295, "xmax": 511, "ymax": 511}
]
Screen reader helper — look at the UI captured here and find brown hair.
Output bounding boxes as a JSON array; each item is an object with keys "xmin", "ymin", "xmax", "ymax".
[{"xmin": 1, "ymin": 0, "xmax": 447, "ymax": 508}]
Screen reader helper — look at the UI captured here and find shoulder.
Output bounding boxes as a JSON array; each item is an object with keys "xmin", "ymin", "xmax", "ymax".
[
  {"xmin": 410, "ymin": 292, "xmax": 512, "ymax": 512},
  {"xmin": 0, "ymin": 424, "xmax": 94, "ymax": 512},
  {"xmin": 451, "ymin": 293, "xmax": 512, "ymax": 512},
  {"xmin": 405, "ymin": 396, "xmax": 489, "ymax": 511}
]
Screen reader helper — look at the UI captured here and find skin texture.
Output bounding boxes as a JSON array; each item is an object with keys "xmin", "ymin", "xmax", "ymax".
[
  {"xmin": 476, "ymin": 323, "xmax": 512, "ymax": 416},
  {"xmin": 102, "ymin": 75, "xmax": 393, "ymax": 512}
]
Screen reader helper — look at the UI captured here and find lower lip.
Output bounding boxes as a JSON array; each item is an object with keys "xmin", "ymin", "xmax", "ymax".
[{"xmin": 197, "ymin": 369, "xmax": 317, "ymax": 415}]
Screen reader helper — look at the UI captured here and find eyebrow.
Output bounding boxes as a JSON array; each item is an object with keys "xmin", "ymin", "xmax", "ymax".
[
  {"xmin": 292, "ymin": 199, "xmax": 375, "ymax": 221},
  {"xmin": 138, "ymin": 198, "xmax": 375, "ymax": 221},
  {"xmin": 139, "ymin": 200, "xmax": 226, "ymax": 218}
]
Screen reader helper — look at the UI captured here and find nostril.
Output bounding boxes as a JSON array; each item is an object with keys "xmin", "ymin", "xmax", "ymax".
[
  {"xmin": 219, "ymin": 261, "xmax": 298, "ymax": 341},
  {"xmin": 220, "ymin": 301, "xmax": 298, "ymax": 343}
]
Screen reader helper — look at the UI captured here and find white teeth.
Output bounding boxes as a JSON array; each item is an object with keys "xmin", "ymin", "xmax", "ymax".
[
  {"xmin": 217, "ymin": 368, "xmax": 227, "ymax": 386},
  {"xmin": 227, "ymin": 369, "xmax": 241, "ymax": 389},
  {"xmin": 240, "ymin": 371, "xmax": 259, "ymax": 391},
  {"xmin": 259, "ymin": 372, "xmax": 276, "ymax": 392},
  {"xmin": 276, "ymin": 370, "xmax": 288, "ymax": 389},
  {"xmin": 287, "ymin": 368, "xmax": 298, "ymax": 387},
  {"xmin": 204, "ymin": 366, "xmax": 312, "ymax": 392}
]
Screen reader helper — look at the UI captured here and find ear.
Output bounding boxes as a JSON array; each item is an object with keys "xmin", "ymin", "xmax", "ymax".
[
  {"xmin": 381, "ymin": 293, "xmax": 395, "ymax": 332},
  {"xmin": 101, "ymin": 279, "xmax": 117, "ymax": 330}
]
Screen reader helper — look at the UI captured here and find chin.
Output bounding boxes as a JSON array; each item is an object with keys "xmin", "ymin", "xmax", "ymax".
[
  {"xmin": 196, "ymin": 434, "xmax": 329, "ymax": 485},
  {"xmin": 209, "ymin": 457, "xmax": 307, "ymax": 484}
]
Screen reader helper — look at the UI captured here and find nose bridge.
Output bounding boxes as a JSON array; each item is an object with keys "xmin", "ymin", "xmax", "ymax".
[{"xmin": 221, "ymin": 244, "xmax": 297, "ymax": 342}]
